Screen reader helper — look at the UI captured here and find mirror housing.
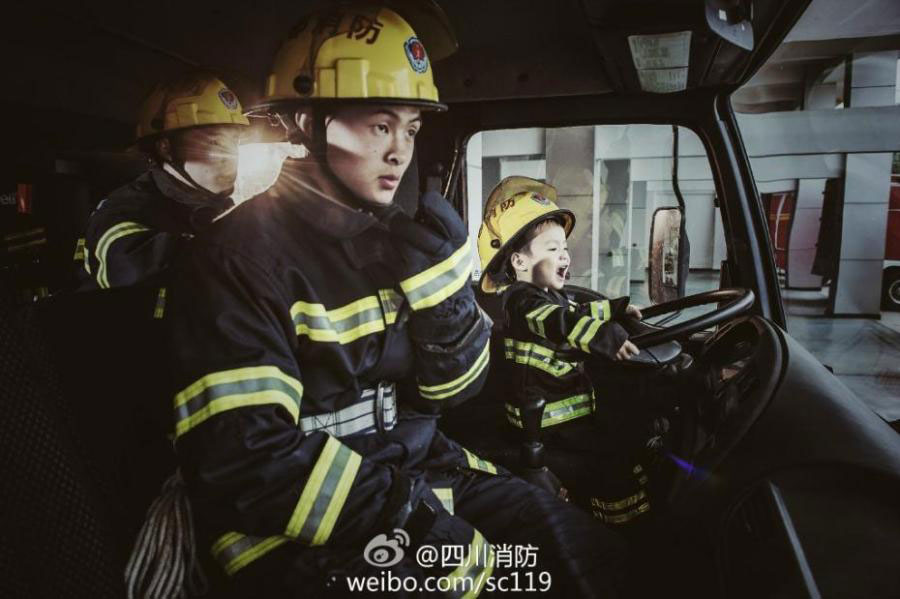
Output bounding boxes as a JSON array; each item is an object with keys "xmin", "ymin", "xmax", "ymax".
[
  {"xmin": 648, "ymin": 207, "xmax": 690, "ymax": 304},
  {"xmin": 705, "ymin": 0, "xmax": 754, "ymax": 51}
]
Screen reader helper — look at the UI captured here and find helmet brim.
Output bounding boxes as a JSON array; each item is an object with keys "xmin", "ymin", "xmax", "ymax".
[
  {"xmin": 481, "ymin": 208, "xmax": 575, "ymax": 293},
  {"xmin": 245, "ymin": 97, "xmax": 448, "ymax": 118}
]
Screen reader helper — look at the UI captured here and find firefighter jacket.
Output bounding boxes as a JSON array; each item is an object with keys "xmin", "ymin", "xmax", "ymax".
[
  {"xmin": 76, "ymin": 167, "xmax": 233, "ymax": 290},
  {"xmin": 500, "ymin": 282, "xmax": 629, "ymax": 430},
  {"xmin": 165, "ymin": 159, "xmax": 492, "ymax": 577}
]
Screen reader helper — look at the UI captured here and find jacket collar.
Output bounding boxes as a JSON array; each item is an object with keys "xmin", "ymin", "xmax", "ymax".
[
  {"xmin": 268, "ymin": 158, "xmax": 385, "ymax": 240},
  {"xmin": 150, "ymin": 167, "xmax": 233, "ymax": 212}
]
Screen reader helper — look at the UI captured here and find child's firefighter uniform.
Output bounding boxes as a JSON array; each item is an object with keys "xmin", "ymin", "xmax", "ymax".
[
  {"xmin": 164, "ymin": 6, "xmax": 626, "ymax": 598},
  {"xmin": 76, "ymin": 74, "xmax": 247, "ymax": 290},
  {"xmin": 478, "ymin": 176, "xmax": 652, "ymax": 526}
]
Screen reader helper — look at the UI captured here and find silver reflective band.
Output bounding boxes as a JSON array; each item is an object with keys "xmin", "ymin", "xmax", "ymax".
[{"xmin": 300, "ymin": 382, "xmax": 397, "ymax": 437}]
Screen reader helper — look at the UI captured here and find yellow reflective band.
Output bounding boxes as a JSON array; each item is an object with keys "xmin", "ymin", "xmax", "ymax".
[
  {"xmin": 462, "ymin": 447, "xmax": 497, "ymax": 475},
  {"xmin": 566, "ymin": 316, "xmax": 591, "ymax": 349},
  {"xmin": 503, "ymin": 338, "xmax": 575, "ymax": 378},
  {"xmin": 445, "ymin": 529, "xmax": 494, "ymax": 599},
  {"xmin": 432, "ymin": 487, "xmax": 454, "ymax": 515},
  {"xmin": 577, "ymin": 318, "xmax": 604, "ymax": 353},
  {"xmin": 73, "ymin": 237, "xmax": 86, "ymax": 261},
  {"xmin": 153, "ymin": 287, "xmax": 166, "ymax": 319},
  {"xmin": 3, "ymin": 227, "xmax": 44, "ymax": 242},
  {"xmin": 596, "ymin": 501, "xmax": 651, "ymax": 525},
  {"xmin": 8, "ymin": 238, "xmax": 46, "ymax": 252},
  {"xmin": 95, "ymin": 221, "xmax": 150, "ymax": 289},
  {"xmin": 211, "ymin": 532, "xmax": 290, "ymax": 576},
  {"xmin": 174, "ymin": 366, "xmax": 303, "ymax": 438},
  {"xmin": 285, "ymin": 435, "xmax": 362, "ymax": 546},
  {"xmin": 591, "ymin": 489, "xmax": 649, "ymax": 512},
  {"xmin": 525, "ymin": 303, "xmax": 559, "ymax": 338},
  {"xmin": 505, "ymin": 393, "xmax": 594, "ymax": 429},
  {"xmin": 291, "ymin": 295, "xmax": 387, "ymax": 345},
  {"xmin": 400, "ymin": 243, "xmax": 472, "ymax": 311},
  {"xmin": 589, "ymin": 299, "xmax": 611, "ymax": 322},
  {"xmin": 417, "ymin": 341, "xmax": 490, "ymax": 401},
  {"xmin": 378, "ymin": 288, "xmax": 404, "ymax": 325}
]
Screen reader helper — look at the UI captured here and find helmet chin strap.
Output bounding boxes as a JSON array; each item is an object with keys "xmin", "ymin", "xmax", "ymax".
[
  {"xmin": 279, "ymin": 106, "xmax": 393, "ymax": 215},
  {"xmin": 161, "ymin": 134, "xmax": 235, "ymax": 200}
]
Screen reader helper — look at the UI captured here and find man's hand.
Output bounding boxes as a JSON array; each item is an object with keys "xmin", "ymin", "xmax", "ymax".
[
  {"xmin": 625, "ymin": 304, "xmax": 643, "ymax": 320},
  {"xmin": 614, "ymin": 339, "xmax": 640, "ymax": 361}
]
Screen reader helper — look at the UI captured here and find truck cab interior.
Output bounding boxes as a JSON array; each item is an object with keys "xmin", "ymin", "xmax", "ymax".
[{"xmin": 2, "ymin": 1, "xmax": 900, "ymax": 598}]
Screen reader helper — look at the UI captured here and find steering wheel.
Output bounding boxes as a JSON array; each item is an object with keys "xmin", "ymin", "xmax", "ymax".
[
  {"xmin": 629, "ymin": 288, "xmax": 756, "ymax": 348},
  {"xmin": 565, "ymin": 286, "xmax": 755, "ymax": 366}
]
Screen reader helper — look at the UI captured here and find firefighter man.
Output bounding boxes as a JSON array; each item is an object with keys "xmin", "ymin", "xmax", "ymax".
[
  {"xmin": 477, "ymin": 177, "xmax": 652, "ymax": 529},
  {"xmin": 164, "ymin": 5, "xmax": 625, "ymax": 597},
  {"xmin": 76, "ymin": 72, "xmax": 248, "ymax": 290}
]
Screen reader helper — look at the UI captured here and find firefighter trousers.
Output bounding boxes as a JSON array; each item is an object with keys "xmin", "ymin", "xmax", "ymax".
[{"xmin": 222, "ymin": 468, "xmax": 626, "ymax": 598}]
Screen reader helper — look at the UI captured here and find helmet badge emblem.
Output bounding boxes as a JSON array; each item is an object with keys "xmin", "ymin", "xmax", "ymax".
[
  {"xmin": 531, "ymin": 193, "xmax": 551, "ymax": 206},
  {"xmin": 404, "ymin": 37, "xmax": 428, "ymax": 74},
  {"xmin": 218, "ymin": 88, "xmax": 239, "ymax": 110}
]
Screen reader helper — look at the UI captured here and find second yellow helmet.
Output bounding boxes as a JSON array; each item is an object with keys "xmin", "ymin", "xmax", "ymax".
[{"xmin": 135, "ymin": 72, "xmax": 249, "ymax": 143}]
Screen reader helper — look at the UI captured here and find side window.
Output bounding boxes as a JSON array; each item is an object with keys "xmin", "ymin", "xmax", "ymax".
[
  {"xmin": 731, "ymin": 39, "xmax": 900, "ymax": 416},
  {"xmin": 466, "ymin": 125, "xmax": 724, "ymax": 317}
]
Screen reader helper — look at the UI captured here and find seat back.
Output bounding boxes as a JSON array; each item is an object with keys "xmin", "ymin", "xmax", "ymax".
[{"xmin": 0, "ymin": 287, "xmax": 174, "ymax": 598}]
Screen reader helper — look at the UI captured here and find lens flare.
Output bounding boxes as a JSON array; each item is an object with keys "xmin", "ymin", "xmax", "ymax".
[
  {"xmin": 666, "ymin": 451, "xmax": 709, "ymax": 480},
  {"xmin": 234, "ymin": 142, "xmax": 307, "ymax": 203}
]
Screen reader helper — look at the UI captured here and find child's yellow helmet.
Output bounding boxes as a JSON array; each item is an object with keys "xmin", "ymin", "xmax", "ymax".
[{"xmin": 477, "ymin": 176, "xmax": 575, "ymax": 294}]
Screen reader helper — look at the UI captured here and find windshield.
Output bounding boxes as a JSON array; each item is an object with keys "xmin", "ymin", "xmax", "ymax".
[{"xmin": 467, "ymin": 124, "xmax": 723, "ymax": 325}]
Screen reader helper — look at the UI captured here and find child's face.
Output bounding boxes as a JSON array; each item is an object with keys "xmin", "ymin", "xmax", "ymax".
[{"xmin": 514, "ymin": 222, "xmax": 570, "ymax": 291}]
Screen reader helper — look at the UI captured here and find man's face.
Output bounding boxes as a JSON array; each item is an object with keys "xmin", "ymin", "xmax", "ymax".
[
  {"xmin": 514, "ymin": 222, "xmax": 570, "ymax": 291},
  {"xmin": 324, "ymin": 105, "xmax": 422, "ymax": 205},
  {"xmin": 176, "ymin": 126, "xmax": 242, "ymax": 194}
]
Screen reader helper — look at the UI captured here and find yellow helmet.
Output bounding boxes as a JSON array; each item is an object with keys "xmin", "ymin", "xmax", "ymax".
[
  {"xmin": 136, "ymin": 72, "xmax": 249, "ymax": 142},
  {"xmin": 477, "ymin": 176, "xmax": 575, "ymax": 293},
  {"xmin": 251, "ymin": 3, "xmax": 450, "ymax": 114}
]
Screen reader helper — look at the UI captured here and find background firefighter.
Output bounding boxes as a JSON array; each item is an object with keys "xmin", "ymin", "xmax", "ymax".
[{"xmin": 76, "ymin": 72, "xmax": 248, "ymax": 291}]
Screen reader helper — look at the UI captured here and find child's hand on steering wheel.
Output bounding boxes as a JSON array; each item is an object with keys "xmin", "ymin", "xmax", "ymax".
[{"xmin": 615, "ymin": 339, "xmax": 640, "ymax": 360}]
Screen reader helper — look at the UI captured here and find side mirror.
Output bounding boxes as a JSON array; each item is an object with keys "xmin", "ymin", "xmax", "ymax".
[
  {"xmin": 705, "ymin": 0, "xmax": 754, "ymax": 51},
  {"xmin": 648, "ymin": 207, "xmax": 690, "ymax": 304}
]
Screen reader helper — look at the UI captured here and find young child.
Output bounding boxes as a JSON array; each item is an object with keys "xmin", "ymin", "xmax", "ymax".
[{"xmin": 477, "ymin": 175, "xmax": 652, "ymax": 528}]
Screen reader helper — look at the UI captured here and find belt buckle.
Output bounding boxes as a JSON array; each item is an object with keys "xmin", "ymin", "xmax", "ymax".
[{"xmin": 374, "ymin": 381, "xmax": 388, "ymax": 434}]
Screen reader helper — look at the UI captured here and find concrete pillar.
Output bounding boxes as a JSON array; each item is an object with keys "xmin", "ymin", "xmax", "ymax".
[
  {"xmin": 545, "ymin": 127, "xmax": 596, "ymax": 290},
  {"xmin": 805, "ymin": 82, "xmax": 837, "ymax": 110},
  {"xmin": 848, "ymin": 51, "xmax": 899, "ymax": 107},
  {"xmin": 466, "ymin": 133, "xmax": 483, "ymax": 280},
  {"xmin": 786, "ymin": 179, "xmax": 826, "ymax": 289},
  {"xmin": 597, "ymin": 160, "xmax": 632, "ymax": 296},
  {"xmin": 832, "ymin": 51, "xmax": 898, "ymax": 315}
]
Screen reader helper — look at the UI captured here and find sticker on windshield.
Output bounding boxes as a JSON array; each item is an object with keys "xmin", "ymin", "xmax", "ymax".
[{"xmin": 405, "ymin": 37, "xmax": 428, "ymax": 73}]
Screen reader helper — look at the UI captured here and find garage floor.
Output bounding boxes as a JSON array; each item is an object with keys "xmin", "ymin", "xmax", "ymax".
[
  {"xmin": 629, "ymin": 273, "xmax": 900, "ymax": 423},
  {"xmin": 783, "ymin": 287, "xmax": 900, "ymax": 422}
]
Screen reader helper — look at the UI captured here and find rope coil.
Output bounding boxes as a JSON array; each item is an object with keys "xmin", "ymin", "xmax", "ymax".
[{"xmin": 125, "ymin": 471, "xmax": 208, "ymax": 599}]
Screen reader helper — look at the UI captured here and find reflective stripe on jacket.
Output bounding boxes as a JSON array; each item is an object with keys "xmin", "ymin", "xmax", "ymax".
[{"xmin": 500, "ymin": 282, "xmax": 629, "ymax": 428}]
